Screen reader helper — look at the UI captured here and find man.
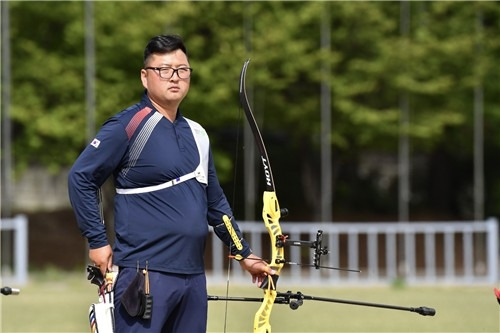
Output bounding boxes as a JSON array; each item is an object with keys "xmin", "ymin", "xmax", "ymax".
[{"xmin": 68, "ymin": 34, "xmax": 272, "ymax": 332}]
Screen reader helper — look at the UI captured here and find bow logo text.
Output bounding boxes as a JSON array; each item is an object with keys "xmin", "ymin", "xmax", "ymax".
[{"xmin": 261, "ymin": 157, "xmax": 272, "ymax": 187}]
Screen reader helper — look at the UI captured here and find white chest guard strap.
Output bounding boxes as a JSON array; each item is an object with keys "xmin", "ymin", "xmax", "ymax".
[{"xmin": 116, "ymin": 118, "xmax": 209, "ymax": 195}]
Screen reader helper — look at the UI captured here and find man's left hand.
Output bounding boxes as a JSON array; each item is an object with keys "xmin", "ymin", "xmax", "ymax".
[{"xmin": 238, "ymin": 253, "xmax": 276, "ymax": 288}]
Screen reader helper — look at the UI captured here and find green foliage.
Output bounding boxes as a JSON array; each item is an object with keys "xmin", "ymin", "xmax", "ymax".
[
  {"xmin": 9, "ymin": 1, "xmax": 86, "ymax": 172},
  {"xmin": 5, "ymin": 1, "xmax": 500, "ymax": 218}
]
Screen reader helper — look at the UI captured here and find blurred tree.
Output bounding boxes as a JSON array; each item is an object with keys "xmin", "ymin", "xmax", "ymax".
[
  {"xmin": 9, "ymin": 1, "xmax": 86, "ymax": 172},
  {"xmin": 5, "ymin": 1, "xmax": 500, "ymax": 219}
]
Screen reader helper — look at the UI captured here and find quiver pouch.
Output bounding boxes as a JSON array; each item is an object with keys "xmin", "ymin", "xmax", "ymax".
[{"xmin": 120, "ymin": 272, "xmax": 146, "ymax": 318}]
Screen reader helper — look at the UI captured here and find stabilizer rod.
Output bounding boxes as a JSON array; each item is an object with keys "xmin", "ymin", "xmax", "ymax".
[
  {"xmin": 1, "ymin": 287, "xmax": 20, "ymax": 296},
  {"xmin": 285, "ymin": 292, "xmax": 435, "ymax": 316},
  {"xmin": 208, "ymin": 291, "xmax": 436, "ymax": 316},
  {"xmin": 208, "ymin": 295, "xmax": 264, "ymax": 302}
]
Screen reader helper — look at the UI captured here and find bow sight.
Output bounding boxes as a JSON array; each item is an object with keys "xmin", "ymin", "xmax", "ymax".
[{"xmin": 275, "ymin": 229, "xmax": 360, "ymax": 272}]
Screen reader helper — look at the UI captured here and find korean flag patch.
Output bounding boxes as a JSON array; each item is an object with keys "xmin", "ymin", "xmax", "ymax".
[{"xmin": 90, "ymin": 138, "xmax": 101, "ymax": 148}]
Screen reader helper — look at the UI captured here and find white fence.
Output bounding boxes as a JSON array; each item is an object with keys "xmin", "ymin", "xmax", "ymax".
[
  {"xmin": 0, "ymin": 214, "xmax": 28, "ymax": 285},
  {"xmin": 207, "ymin": 218, "xmax": 499, "ymax": 286},
  {"xmin": 1, "ymin": 216, "xmax": 498, "ymax": 286}
]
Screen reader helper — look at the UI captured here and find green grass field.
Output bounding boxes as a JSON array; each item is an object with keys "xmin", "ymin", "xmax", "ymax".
[{"xmin": 1, "ymin": 271, "xmax": 499, "ymax": 332}]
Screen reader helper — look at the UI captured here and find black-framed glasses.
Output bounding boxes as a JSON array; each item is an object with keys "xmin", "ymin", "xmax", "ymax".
[{"xmin": 144, "ymin": 66, "xmax": 193, "ymax": 79}]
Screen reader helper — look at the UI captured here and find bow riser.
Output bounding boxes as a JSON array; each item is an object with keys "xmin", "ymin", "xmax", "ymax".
[
  {"xmin": 254, "ymin": 289, "xmax": 276, "ymax": 333},
  {"xmin": 262, "ymin": 191, "xmax": 285, "ymax": 276},
  {"xmin": 254, "ymin": 191, "xmax": 284, "ymax": 333}
]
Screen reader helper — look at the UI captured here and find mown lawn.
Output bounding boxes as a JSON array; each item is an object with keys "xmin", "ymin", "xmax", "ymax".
[{"xmin": 1, "ymin": 271, "xmax": 498, "ymax": 332}]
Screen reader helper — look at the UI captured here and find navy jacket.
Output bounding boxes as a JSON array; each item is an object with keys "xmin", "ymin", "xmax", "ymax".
[{"xmin": 68, "ymin": 93, "xmax": 251, "ymax": 274}]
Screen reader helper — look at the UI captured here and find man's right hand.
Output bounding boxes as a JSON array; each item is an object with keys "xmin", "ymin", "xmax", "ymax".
[{"xmin": 89, "ymin": 245, "xmax": 113, "ymax": 276}]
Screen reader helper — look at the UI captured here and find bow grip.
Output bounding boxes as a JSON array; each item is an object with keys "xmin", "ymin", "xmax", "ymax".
[{"xmin": 260, "ymin": 274, "xmax": 279, "ymax": 291}]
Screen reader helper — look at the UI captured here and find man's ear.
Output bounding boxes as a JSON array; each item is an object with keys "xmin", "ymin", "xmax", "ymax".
[{"xmin": 140, "ymin": 69, "xmax": 148, "ymax": 90}]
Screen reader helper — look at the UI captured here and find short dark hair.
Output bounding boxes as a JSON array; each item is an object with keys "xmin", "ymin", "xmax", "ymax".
[{"xmin": 143, "ymin": 35, "xmax": 188, "ymax": 65}]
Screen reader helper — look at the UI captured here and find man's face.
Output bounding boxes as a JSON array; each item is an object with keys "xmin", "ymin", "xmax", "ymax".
[{"xmin": 141, "ymin": 50, "xmax": 191, "ymax": 109}]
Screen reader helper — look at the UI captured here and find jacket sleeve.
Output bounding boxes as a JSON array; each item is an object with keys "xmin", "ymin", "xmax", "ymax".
[
  {"xmin": 68, "ymin": 119, "xmax": 128, "ymax": 249},
  {"xmin": 205, "ymin": 149, "xmax": 252, "ymax": 259}
]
